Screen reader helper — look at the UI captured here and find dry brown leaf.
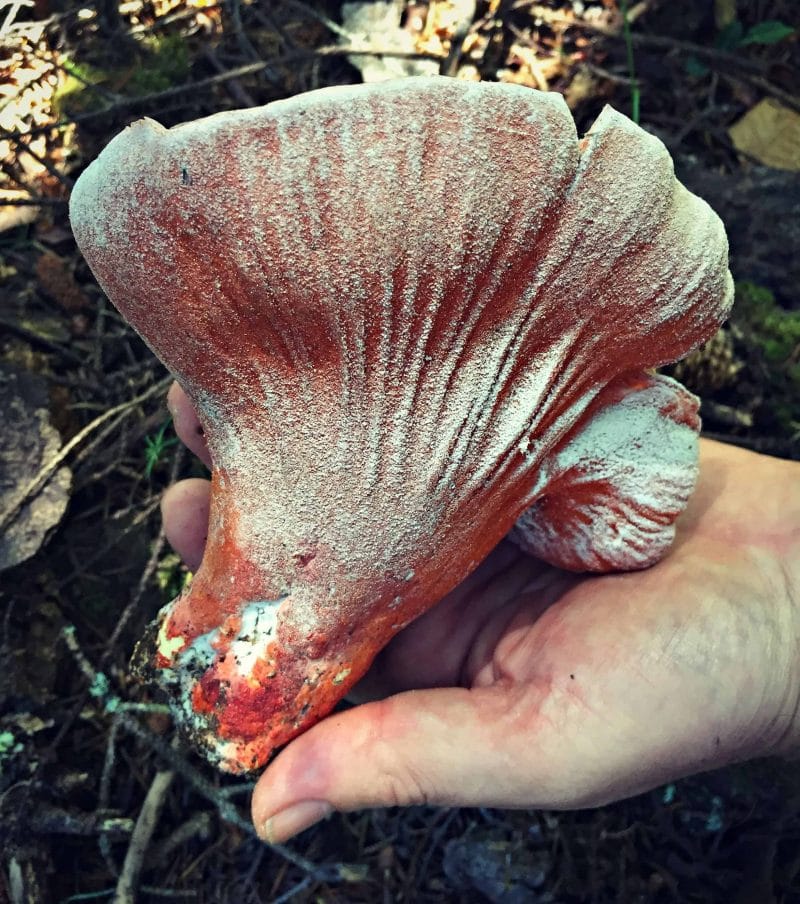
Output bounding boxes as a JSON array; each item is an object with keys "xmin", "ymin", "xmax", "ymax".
[{"xmin": 728, "ymin": 99, "xmax": 800, "ymax": 172}]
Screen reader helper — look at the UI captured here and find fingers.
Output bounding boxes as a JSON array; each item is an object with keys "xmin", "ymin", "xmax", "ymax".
[
  {"xmin": 160, "ymin": 383, "xmax": 212, "ymax": 570},
  {"xmin": 166, "ymin": 381, "xmax": 212, "ymax": 468},
  {"xmin": 161, "ymin": 478, "xmax": 211, "ymax": 571}
]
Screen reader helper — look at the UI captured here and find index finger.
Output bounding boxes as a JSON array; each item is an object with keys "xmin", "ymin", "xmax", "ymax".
[{"xmin": 166, "ymin": 381, "xmax": 212, "ymax": 469}]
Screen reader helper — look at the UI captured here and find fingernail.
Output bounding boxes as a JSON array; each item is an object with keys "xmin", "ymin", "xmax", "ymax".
[{"xmin": 262, "ymin": 800, "xmax": 333, "ymax": 844}]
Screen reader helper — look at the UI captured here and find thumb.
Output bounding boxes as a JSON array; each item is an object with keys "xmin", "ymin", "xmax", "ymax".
[
  {"xmin": 250, "ymin": 681, "xmax": 628, "ymax": 844},
  {"xmin": 251, "ymin": 672, "xmax": 736, "ymax": 843},
  {"xmin": 252, "ymin": 686, "xmax": 516, "ymax": 844}
]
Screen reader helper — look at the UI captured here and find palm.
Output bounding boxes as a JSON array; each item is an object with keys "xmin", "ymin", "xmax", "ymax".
[{"xmin": 357, "ymin": 440, "xmax": 798, "ymax": 805}]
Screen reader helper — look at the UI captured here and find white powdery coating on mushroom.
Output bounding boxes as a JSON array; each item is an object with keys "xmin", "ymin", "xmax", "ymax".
[
  {"xmin": 511, "ymin": 375, "xmax": 700, "ymax": 571},
  {"xmin": 165, "ymin": 626, "xmax": 219, "ymax": 745},
  {"xmin": 158, "ymin": 600, "xmax": 283, "ymax": 764}
]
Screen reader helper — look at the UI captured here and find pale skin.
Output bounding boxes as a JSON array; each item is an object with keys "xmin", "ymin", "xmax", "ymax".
[{"xmin": 164, "ymin": 382, "xmax": 800, "ymax": 845}]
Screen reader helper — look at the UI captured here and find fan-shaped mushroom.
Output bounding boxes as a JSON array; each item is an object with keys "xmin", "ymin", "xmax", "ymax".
[{"xmin": 69, "ymin": 77, "xmax": 733, "ymax": 773}]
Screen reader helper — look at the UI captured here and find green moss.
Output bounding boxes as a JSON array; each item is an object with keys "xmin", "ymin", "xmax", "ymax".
[
  {"xmin": 54, "ymin": 35, "xmax": 190, "ymax": 117},
  {"xmin": 0, "ymin": 731, "xmax": 17, "ymax": 754},
  {"xmin": 735, "ymin": 281, "xmax": 800, "ymax": 363},
  {"xmin": 53, "ymin": 58, "xmax": 109, "ymax": 117},
  {"xmin": 156, "ymin": 552, "xmax": 192, "ymax": 601},
  {"xmin": 0, "ymin": 730, "xmax": 23, "ymax": 761},
  {"xmin": 773, "ymin": 400, "xmax": 799, "ymax": 431},
  {"xmin": 734, "ymin": 281, "xmax": 800, "ymax": 432},
  {"xmin": 127, "ymin": 34, "xmax": 190, "ymax": 96}
]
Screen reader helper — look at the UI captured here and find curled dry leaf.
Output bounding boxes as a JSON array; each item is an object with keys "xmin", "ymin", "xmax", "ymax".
[
  {"xmin": 0, "ymin": 366, "xmax": 71, "ymax": 572},
  {"xmin": 70, "ymin": 77, "xmax": 733, "ymax": 773}
]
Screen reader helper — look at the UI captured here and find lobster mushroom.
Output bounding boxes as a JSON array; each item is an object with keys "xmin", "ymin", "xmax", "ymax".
[{"xmin": 70, "ymin": 77, "xmax": 733, "ymax": 773}]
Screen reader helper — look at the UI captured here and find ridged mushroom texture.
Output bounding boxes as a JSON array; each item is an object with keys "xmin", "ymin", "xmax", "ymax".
[{"xmin": 69, "ymin": 77, "xmax": 733, "ymax": 774}]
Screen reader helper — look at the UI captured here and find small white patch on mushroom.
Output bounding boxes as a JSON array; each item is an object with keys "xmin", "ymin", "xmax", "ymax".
[
  {"xmin": 332, "ymin": 668, "xmax": 351, "ymax": 685},
  {"xmin": 227, "ymin": 599, "xmax": 283, "ymax": 679},
  {"xmin": 156, "ymin": 617, "xmax": 188, "ymax": 662}
]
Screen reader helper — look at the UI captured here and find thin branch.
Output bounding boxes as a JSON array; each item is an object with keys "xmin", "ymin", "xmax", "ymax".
[
  {"xmin": 126, "ymin": 2, "xmax": 222, "ymax": 36},
  {"xmin": 201, "ymin": 48, "xmax": 257, "ymax": 107},
  {"xmin": 100, "ymin": 444, "xmax": 185, "ymax": 667},
  {"xmin": 148, "ymin": 812, "xmax": 213, "ymax": 868},
  {"xmin": 0, "ymin": 126, "xmax": 73, "ymax": 188},
  {"xmin": 0, "ymin": 315, "xmax": 86, "ymax": 364},
  {"xmin": 272, "ymin": 876, "xmax": 312, "ymax": 904},
  {"xmin": 4, "ymin": 45, "xmax": 446, "ymax": 141},
  {"xmin": 26, "ymin": 805, "xmax": 134, "ymax": 838},
  {"xmin": 280, "ymin": 0, "xmax": 356, "ymax": 41},
  {"xmin": 59, "ymin": 625, "xmax": 359, "ymax": 885},
  {"xmin": 113, "ymin": 768, "xmax": 175, "ymax": 904},
  {"xmin": 604, "ymin": 29, "xmax": 800, "ymax": 113},
  {"xmin": 517, "ymin": 7, "xmax": 800, "ymax": 113},
  {"xmin": 0, "ymin": 196, "xmax": 66, "ymax": 206},
  {"xmin": 441, "ymin": 0, "xmax": 477, "ymax": 77},
  {"xmin": 55, "ymin": 496, "xmax": 162, "ymax": 592}
]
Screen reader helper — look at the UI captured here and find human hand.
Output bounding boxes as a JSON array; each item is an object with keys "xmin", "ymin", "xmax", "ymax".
[{"xmin": 163, "ymin": 382, "xmax": 800, "ymax": 845}]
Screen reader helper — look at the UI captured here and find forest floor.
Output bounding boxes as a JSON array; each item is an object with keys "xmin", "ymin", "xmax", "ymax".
[{"xmin": 1, "ymin": 0, "xmax": 799, "ymax": 901}]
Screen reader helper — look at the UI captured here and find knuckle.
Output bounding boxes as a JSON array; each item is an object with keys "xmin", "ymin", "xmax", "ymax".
[
  {"xmin": 374, "ymin": 759, "xmax": 432, "ymax": 808},
  {"xmin": 367, "ymin": 700, "xmax": 435, "ymax": 808}
]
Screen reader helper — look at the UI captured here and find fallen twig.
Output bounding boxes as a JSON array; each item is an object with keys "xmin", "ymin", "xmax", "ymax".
[
  {"xmin": 0, "ymin": 315, "xmax": 86, "ymax": 364},
  {"xmin": 149, "ymin": 812, "xmax": 213, "ymax": 868},
  {"xmin": 202, "ymin": 48, "xmax": 257, "ymax": 108},
  {"xmin": 281, "ymin": 0, "xmax": 355, "ymax": 42},
  {"xmin": 101, "ymin": 444, "xmax": 185, "ymax": 666},
  {"xmin": 572, "ymin": 18, "xmax": 800, "ymax": 113},
  {"xmin": 0, "ymin": 196, "xmax": 66, "ymax": 205},
  {"xmin": 0, "ymin": 126, "xmax": 73, "ymax": 188},
  {"xmin": 114, "ymin": 767, "xmax": 175, "ymax": 904},
  {"xmin": 507, "ymin": 5, "xmax": 800, "ymax": 114},
  {"xmin": 441, "ymin": 0, "xmax": 477, "ymax": 77}
]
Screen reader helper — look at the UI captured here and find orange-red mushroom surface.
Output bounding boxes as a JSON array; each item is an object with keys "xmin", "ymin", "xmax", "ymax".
[{"xmin": 70, "ymin": 77, "xmax": 733, "ymax": 773}]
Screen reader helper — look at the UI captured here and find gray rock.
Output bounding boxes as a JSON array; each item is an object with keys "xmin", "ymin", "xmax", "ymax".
[{"xmin": 443, "ymin": 831, "xmax": 554, "ymax": 903}]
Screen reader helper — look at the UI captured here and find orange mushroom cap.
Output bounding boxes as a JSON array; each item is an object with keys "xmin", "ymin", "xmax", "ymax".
[{"xmin": 70, "ymin": 77, "xmax": 733, "ymax": 773}]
